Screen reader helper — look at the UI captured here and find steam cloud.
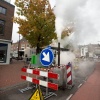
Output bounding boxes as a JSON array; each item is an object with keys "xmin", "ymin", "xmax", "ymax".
[
  {"xmin": 51, "ymin": 0, "xmax": 96, "ymax": 80},
  {"xmin": 55, "ymin": 51, "xmax": 75, "ymax": 65},
  {"xmin": 54, "ymin": 0, "xmax": 100, "ymax": 44}
]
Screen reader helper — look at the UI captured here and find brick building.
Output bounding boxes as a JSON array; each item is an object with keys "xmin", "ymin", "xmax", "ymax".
[
  {"xmin": 11, "ymin": 38, "xmax": 37, "ymax": 59},
  {"xmin": 0, "ymin": 0, "xmax": 15, "ymax": 64},
  {"xmin": 11, "ymin": 38, "xmax": 30, "ymax": 52},
  {"xmin": 11, "ymin": 38, "xmax": 35, "ymax": 58}
]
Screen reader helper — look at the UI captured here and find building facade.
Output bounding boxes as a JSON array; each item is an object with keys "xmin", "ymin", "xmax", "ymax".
[
  {"xmin": 0, "ymin": 0, "xmax": 15, "ymax": 64},
  {"xmin": 79, "ymin": 44, "xmax": 100, "ymax": 58},
  {"xmin": 11, "ymin": 38, "xmax": 36, "ymax": 58},
  {"xmin": 11, "ymin": 38, "xmax": 30, "ymax": 52}
]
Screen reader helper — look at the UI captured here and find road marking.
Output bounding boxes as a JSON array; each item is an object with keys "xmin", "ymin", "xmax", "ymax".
[
  {"xmin": 66, "ymin": 94, "xmax": 73, "ymax": 100},
  {"xmin": 85, "ymin": 77, "xmax": 88, "ymax": 81},
  {"xmin": 78, "ymin": 83, "xmax": 82, "ymax": 88},
  {"xmin": 19, "ymin": 86, "xmax": 34, "ymax": 93}
]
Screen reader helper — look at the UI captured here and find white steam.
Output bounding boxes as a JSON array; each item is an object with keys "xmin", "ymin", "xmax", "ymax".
[
  {"xmin": 54, "ymin": 0, "xmax": 100, "ymax": 44},
  {"xmin": 75, "ymin": 60, "xmax": 95, "ymax": 77},
  {"xmin": 55, "ymin": 51, "xmax": 75, "ymax": 65},
  {"xmin": 49, "ymin": 0, "xmax": 96, "ymax": 82}
]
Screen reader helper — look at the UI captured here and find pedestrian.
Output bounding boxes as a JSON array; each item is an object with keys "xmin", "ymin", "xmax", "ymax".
[
  {"xmin": 10, "ymin": 53, "xmax": 13, "ymax": 63},
  {"xmin": 22, "ymin": 55, "xmax": 24, "ymax": 60},
  {"xmin": 24, "ymin": 54, "xmax": 28, "ymax": 65}
]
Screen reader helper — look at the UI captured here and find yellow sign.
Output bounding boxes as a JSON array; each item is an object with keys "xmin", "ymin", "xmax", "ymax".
[{"xmin": 29, "ymin": 88, "xmax": 44, "ymax": 100}]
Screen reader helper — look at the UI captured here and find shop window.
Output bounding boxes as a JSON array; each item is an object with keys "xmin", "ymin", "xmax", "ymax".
[
  {"xmin": 0, "ymin": 20, "xmax": 5, "ymax": 35},
  {"xmin": 0, "ymin": 43, "xmax": 8, "ymax": 63},
  {"xmin": 0, "ymin": 6, "xmax": 7, "ymax": 14}
]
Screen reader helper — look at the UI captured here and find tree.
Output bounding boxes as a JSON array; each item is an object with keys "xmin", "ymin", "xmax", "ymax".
[
  {"xmin": 61, "ymin": 27, "xmax": 73, "ymax": 39},
  {"xmin": 61, "ymin": 26, "xmax": 74, "ymax": 50},
  {"xmin": 14, "ymin": 0, "xmax": 57, "ymax": 54}
]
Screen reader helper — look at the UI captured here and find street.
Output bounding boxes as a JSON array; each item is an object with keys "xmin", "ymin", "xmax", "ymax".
[
  {"xmin": 0, "ymin": 0, "xmax": 100, "ymax": 100},
  {"xmin": 0, "ymin": 59, "xmax": 96, "ymax": 100}
]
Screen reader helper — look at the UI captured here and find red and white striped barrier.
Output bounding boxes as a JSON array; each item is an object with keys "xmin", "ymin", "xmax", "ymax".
[
  {"xmin": 21, "ymin": 68, "xmax": 58, "ymax": 90},
  {"xmin": 21, "ymin": 68, "xmax": 58, "ymax": 79},
  {"xmin": 66, "ymin": 62, "xmax": 72, "ymax": 85},
  {"xmin": 28, "ymin": 65, "xmax": 66, "ymax": 72},
  {"xmin": 21, "ymin": 76, "xmax": 58, "ymax": 90}
]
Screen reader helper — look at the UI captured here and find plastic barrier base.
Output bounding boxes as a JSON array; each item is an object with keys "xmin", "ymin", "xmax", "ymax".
[
  {"xmin": 44, "ymin": 92, "xmax": 57, "ymax": 100},
  {"xmin": 67, "ymin": 84, "xmax": 74, "ymax": 90}
]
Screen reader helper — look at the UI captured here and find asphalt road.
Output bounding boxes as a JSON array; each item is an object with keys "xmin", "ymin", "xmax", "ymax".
[{"xmin": 0, "ymin": 60, "xmax": 95, "ymax": 100}]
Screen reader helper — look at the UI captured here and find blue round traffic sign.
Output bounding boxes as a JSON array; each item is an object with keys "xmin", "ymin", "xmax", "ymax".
[{"xmin": 40, "ymin": 48, "xmax": 54, "ymax": 67}]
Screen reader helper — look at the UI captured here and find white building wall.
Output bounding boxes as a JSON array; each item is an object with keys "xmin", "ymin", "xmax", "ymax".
[
  {"xmin": 81, "ymin": 47, "xmax": 88, "ymax": 57},
  {"xmin": 81, "ymin": 48, "xmax": 84, "ymax": 56},
  {"xmin": 6, "ymin": 43, "xmax": 11, "ymax": 64}
]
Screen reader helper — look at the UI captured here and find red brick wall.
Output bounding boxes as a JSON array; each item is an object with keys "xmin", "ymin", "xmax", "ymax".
[{"xmin": 0, "ymin": 0, "xmax": 15, "ymax": 40}]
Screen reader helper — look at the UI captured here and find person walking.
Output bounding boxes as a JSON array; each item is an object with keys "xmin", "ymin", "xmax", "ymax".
[{"xmin": 24, "ymin": 54, "xmax": 28, "ymax": 65}]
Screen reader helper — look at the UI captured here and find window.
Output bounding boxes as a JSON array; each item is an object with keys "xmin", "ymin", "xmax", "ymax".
[
  {"xmin": 0, "ymin": 6, "xmax": 6, "ymax": 14},
  {"xmin": 0, "ymin": 43, "xmax": 8, "ymax": 63},
  {"xmin": 27, "ymin": 44, "xmax": 30, "ymax": 47},
  {"xmin": 0, "ymin": 20, "xmax": 5, "ymax": 35},
  {"xmin": 21, "ymin": 44, "xmax": 25, "ymax": 47}
]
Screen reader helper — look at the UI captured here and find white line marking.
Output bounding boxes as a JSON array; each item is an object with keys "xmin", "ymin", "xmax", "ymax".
[
  {"xmin": 78, "ymin": 83, "xmax": 82, "ymax": 88},
  {"xmin": 66, "ymin": 94, "xmax": 73, "ymax": 100},
  {"xmin": 85, "ymin": 77, "xmax": 88, "ymax": 81},
  {"xmin": 83, "ymin": 79, "xmax": 86, "ymax": 83}
]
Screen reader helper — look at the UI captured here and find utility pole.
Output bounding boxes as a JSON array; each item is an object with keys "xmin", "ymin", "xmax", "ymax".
[
  {"xmin": 58, "ymin": 42, "xmax": 60, "ymax": 66},
  {"xmin": 17, "ymin": 34, "xmax": 20, "ymax": 60}
]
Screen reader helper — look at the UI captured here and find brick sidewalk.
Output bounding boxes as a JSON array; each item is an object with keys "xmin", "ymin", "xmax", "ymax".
[
  {"xmin": 71, "ymin": 63, "xmax": 100, "ymax": 100},
  {"xmin": 0, "ymin": 60, "xmax": 26, "ymax": 90}
]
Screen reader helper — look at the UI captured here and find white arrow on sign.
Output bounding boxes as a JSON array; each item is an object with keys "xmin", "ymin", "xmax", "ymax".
[{"xmin": 42, "ymin": 52, "xmax": 50, "ymax": 62}]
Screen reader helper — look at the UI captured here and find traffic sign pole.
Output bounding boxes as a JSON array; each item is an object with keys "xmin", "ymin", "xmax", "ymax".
[
  {"xmin": 58, "ymin": 42, "xmax": 60, "ymax": 66},
  {"xmin": 39, "ymin": 47, "xmax": 57, "ymax": 99}
]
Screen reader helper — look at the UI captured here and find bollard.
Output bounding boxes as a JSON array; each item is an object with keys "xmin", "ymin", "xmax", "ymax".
[{"xmin": 66, "ymin": 62, "xmax": 74, "ymax": 89}]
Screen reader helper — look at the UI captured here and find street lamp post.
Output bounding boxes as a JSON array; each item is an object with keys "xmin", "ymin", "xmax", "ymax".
[
  {"xmin": 58, "ymin": 42, "xmax": 60, "ymax": 66},
  {"xmin": 17, "ymin": 34, "xmax": 20, "ymax": 60}
]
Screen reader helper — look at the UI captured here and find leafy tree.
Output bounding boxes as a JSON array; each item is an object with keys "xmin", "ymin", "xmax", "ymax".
[
  {"xmin": 61, "ymin": 27, "xmax": 73, "ymax": 39},
  {"xmin": 14, "ymin": 0, "xmax": 57, "ymax": 54},
  {"xmin": 61, "ymin": 26, "xmax": 74, "ymax": 50}
]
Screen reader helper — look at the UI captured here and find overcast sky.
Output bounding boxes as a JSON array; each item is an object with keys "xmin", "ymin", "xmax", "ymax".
[{"xmin": 11, "ymin": 0, "xmax": 56, "ymax": 43}]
